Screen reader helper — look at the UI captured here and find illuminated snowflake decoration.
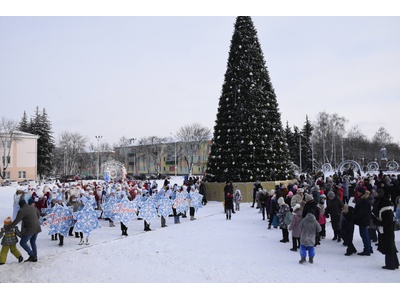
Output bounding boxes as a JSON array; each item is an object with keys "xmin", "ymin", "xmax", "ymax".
[
  {"xmin": 157, "ymin": 196, "xmax": 173, "ymax": 219},
  {"xmin": 73, "ymin": 202, "xmax": 101, "ymax": 238},
  {"xmin": 189, "ymin": 191, "xmax": 203, "ymax": 213},
  {"xmin": 42, "ymin": 204, "xmax": 75, "ymax": 237},
  {"xmin": 138, "ymin": 197, "xmax": 158, "ymax": 223}
]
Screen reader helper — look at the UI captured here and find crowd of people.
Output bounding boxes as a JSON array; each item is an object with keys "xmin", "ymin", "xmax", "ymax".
[
  {"xmin": 247, "ymin": 171, "xmax": 400, "ymax": 269},
  {"xmin": 1, "ymin": 176, "xmax": 208, "ymax": 265},
  {"xmin": 2, "ymin": 170, "xmax": 400, "ymax": 271}
]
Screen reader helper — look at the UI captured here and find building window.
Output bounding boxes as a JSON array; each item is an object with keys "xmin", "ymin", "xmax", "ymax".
[
  {"xmin": 18, "ymin": 171, "xmax": 26, "ymax": 179},
  {"xmin": 2, "ymin": 156, "xmax": 10, "ymax": 164},
  {"xmin": 4, "ymin": 171, "xmax": 10, "ymax": 179}
]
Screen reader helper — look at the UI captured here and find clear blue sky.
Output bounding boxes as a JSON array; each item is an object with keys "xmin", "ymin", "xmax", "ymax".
[{"xmin": 1, "ymin": 1, "xmax": 400, "ymax": 148}]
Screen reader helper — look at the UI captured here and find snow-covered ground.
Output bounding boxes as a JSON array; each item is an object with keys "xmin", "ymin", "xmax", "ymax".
[{"xmin": 0, "ymin": 177, "xmax": 398, "ymax": 296}]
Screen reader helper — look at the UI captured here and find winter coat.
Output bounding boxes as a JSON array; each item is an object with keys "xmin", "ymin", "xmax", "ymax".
[
  {"xmin": 233, "ymin": 190, "xmax": 242, "ymax": 204},
  {"xmin": 5, "ymin": 203, "xmax": 41, "ymax": 236},
  {"xmin": 372, "ymin": 198, "xmax": 398, "ymax": 255},
  {"xmin": 302, "ymin": 200, "xmax": 319, "ymax": 221},
  {"xmin": 325, "ymin": 195, "xmax": 344, "ymax": 231},
  {"xmin": 253, "ymin": 183, "xmax": 263, "ymax": 200},
  {"xmin": 352, "ymin": 191, "xmax": 373, "ymax": 226},
  {"xmin": 317, "ymin": 204, "xmax": 326, "ymax": 225},
  {"xmin": 67, "ymin": 199, "xmax": 81, "ymax": 212},
  {"xmin": 259, "ymin": 192, "xmax": 267, "ymax": 208},
  {"xmin": 299, "ymin": 213, "xmax": 322, "ymax": 247},
  {"xmin": 342, "ymin": 177, "xmax": 349, "ymax": 198},
  {"xmin": 0, "ymin": 225, "xmax": 22, "ymax": 246},
  {"xmin": 291, "ymin": 193, "xmax": 304, "ymax": 208},
  {"xmin": 224, "ymin": 184, "xmax": 234, "ymax": 201},
  {"xmin": 340, "ymin": 206, "xmax": 355, "ymax": 244},
  {"xmin": 277, "ymin": 203, "xmax": 290, "ymax": 229},
  {"xmin": 225, "ymin": 197, "xmax": 234, "ymax": 210},
  {"xmin": 288, "ymin": 210, "xmax": 302, "ymax": 238}
]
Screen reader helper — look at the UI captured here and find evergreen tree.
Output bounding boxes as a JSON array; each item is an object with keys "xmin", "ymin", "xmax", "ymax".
[
  {"xmin": 206, "ymin": 16, "xmax": 292, "ymax": 182},
  {"xmin": 301, "ymin": 115, "xmax": 314, "ymax": 173},
  {"xmin": 29, "ymin": 107, "xmax": 55, "ymax": 178},
  {"xmin": 18, "ymin": 111, "xmax": 30, "ymax": 133}
]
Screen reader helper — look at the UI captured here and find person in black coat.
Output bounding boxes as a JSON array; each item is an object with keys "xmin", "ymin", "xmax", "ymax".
[
  {"xmin": 341, "ymin": 203, "xmax": 357, "ymax": 256},
  {"xmin": 199, "ymin": 181, "xmax": 207, "ymax": 206},
  {"xmin": 372, "ymin": 196, "xmax": 399, "ymax": 270},
  {"xmin": 224, "ymin": 181, "xmax": 234, "ymax": 214},
  {"xmin": 259, "ymin": 190, "xmax": 268, "ymax": 221},
  {"xmin": 225, "ymin": 191, "xmax": 234, "ymax": 220},
  {"xmin": 252, "ymin": 180, "xmax": 263, "ymax": 208},
  {"xmin": 352, "ymin": 187, "xmax": 373, "ymax": 256},
  {"xmin": 325, "ymin": 191, "xmax": 344, "ymax": 242}
]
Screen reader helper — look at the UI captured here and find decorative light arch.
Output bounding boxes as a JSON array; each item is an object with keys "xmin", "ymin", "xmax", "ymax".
[
  {"xmin": 337, "ymin": 160, "xmax": 362, "ymax": 174},
  {"xmin": 386, "ymin": 160, "xmax": 399, "ymax": 172},
  {"xmin": 101, "ymin": 160, "xmax": 125, "ymax": 181},
  {"xmin": 321, "ymin": 163, "xmax": 333, "ymax": 173},
  {"xmin": 367, "ymin": 161, "xmax": 380, "ymax": 172}
]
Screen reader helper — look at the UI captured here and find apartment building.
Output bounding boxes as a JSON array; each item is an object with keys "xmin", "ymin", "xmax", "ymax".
[{"xmin": 0, "ymin": 131, "xmax": 39, "ymax": 183}]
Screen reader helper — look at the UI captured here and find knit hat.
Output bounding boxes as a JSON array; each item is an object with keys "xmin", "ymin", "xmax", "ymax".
[
  {"xmin": 288, "ymin": 191, "xmax": 293, "ymax": 197},
  {"xmin": 356, "ymin": 186, "xmax": 366, "ymax": 195},
  {"xmin": 277, "ymin": 197, "xmax": 285, "ymax": 205},
  {"xmin": 293, "ymin": 204, "xmax": 301, "ymax": 212},
  {"xmin": 305, "ymin": 194, "xmax": 314, "ymax": 202},
  {"xmin": 4, "ymin": 216, "xmax": 12, "ymax": 225},
  {"xmin": 297, "ymin": 188, "xmax": 304, "ymax": 193},
  {"xmin": 327, "ymin": 191, "xmax": 336, "ymax": 200}
]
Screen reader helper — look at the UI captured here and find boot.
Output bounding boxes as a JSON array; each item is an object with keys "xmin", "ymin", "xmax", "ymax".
[
  {"xmin": 18, "ymin": 256, "xmax": 23, "ymax": 263},
  {"xmin": 299, "ymin": 257, "xmax": 306, "ymax": 264},
  {"xmin": 25, "ymin": 255, "xmax": 37, "ymax": 262},
  {"xmin": 309, "ymin": 257, "xmax": 314, "ymax": 264},
  {"xmin": 85, "ymin": 238, "xmax": 90, "ymax": 245},
  {"xmin": 79, "ymin": 238, "xmax": 84, "ymax": 245},
  {"xmin": 332, "ymin": 232, "xmax": 337, "ymax": 241},
  {"xmin": 75, "ymin": 232, "xmax": 80, "ymax": 238}
]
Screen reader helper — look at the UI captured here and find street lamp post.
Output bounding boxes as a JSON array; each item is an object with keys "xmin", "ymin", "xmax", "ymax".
[
  {"xmin": 170, "ymin": 132, "xmax": 177, "ymax": 177},
  {"xmin": 95, "ymin": 135, "xmax": 103, "ymax": 180}
]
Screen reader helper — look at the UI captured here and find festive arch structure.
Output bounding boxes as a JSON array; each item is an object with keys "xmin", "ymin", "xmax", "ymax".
[
  {"xmin": 321, "ymin": 163, "xmax": 333, "ymax": 173},
  {"xmin": 337, "ymin": 160, "xmax": 362, "ymax": 174},
  {"xmin": 367, "ymin": 161, "xmax": 380, "ymax": 172},
  {"xmin": 101, "ymin": 160, "xmax": 125, "ymax": 181},
  {"xmin": 386, "ymin": 160, "xmax": 399, "ymax": 172}
]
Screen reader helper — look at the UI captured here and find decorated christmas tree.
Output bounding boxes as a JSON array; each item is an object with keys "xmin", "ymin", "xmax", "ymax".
[{"xmin": 205, "ymin": 16, "xmax": 292, "ymax": 182}]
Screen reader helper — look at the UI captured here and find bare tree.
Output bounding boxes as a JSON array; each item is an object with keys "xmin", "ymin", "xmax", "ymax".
[
  {"xmin": 56, "ymin": 132, "xmax": 87, "ymax": 175},
  {"xmin": 312, "ymin": 112, "xmax": 347, "ymax": 168},
  {"xmin": 372, "ymin": 127, "xmax": 393, "ymax": 146},
  {"xmin": 0, "ymin": 117, "xmax": 21, "ymax": 179},
  {"xmin": 138, "ymin": 136, "xmax": 167, "ymax": 175},
  {"xmin": 175, "ymin": 123, "xmax": 211, "ymax": 176}
]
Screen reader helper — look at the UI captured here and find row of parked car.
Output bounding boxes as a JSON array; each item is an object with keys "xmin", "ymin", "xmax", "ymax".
[{"xmin": 1, "ymin": 179, "xmax": 36, "ymax": 187}]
